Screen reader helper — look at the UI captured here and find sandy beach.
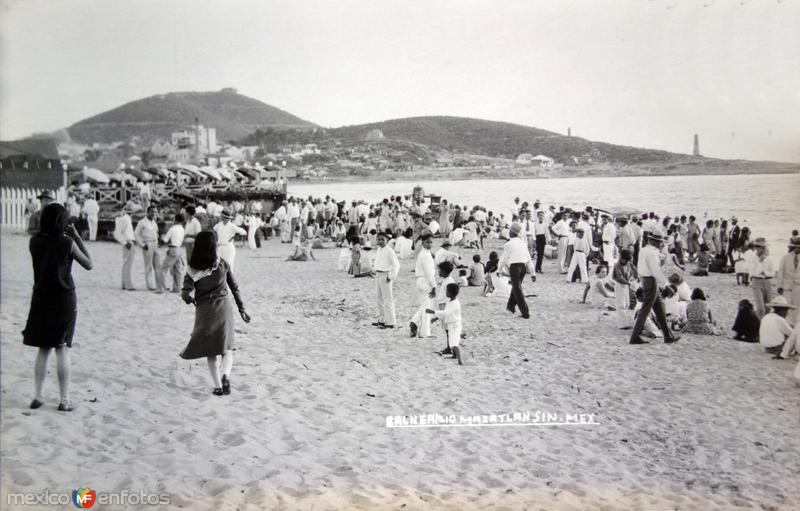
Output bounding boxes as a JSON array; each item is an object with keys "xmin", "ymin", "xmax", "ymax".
[{"xmin": 1, "ymin": 230, "xmax": 798, "ymax": 511}]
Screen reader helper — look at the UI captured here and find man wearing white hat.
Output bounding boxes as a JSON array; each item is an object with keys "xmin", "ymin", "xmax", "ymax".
[
  {"xmin": 213, "ymin": 208, "xmax": 246, "ymax": 270},
  {"xmin": 82, "ymin": 195, "xmax": 100, "ymax": 241},
  {"xmin": 749, "ymin": 237, "xmax": 775, "ymax": 318},
  {"xmin": 777, "ymin": 236, "xmax": 800, "ymax": 324},
  {"xmin": 601, "ymin": 214, "xmax": 617, "ymax": 267},
  {"xmin": 498, "ymin": 222, "xmax": 535, "ymax": 319},
  {"xmin": 759, "ymin": 295, "xmax": 795, "ymax": 356},
  {"xmin": 135, "ymin": 205, "xmax": 165, "ymax": 293}
]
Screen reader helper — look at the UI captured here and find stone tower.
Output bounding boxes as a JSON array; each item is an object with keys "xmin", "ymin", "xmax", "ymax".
[{"xmin": 693, "ymin": 134, "xmax": 700, "ymax": 156}]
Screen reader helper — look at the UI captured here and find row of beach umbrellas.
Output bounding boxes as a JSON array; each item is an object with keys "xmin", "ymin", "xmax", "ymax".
[{"xmin": 75, "ymin": 163, "xmax": 272, "ymax": 186}]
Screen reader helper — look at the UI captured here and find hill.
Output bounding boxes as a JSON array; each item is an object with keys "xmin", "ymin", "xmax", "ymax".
[
  {"xmin": 327, "ymin": 116, "xmax": 678, "ymax": 165},
  {"xmin": 65, "ymin": 89, "xmax": 316, "ymax": 145}
]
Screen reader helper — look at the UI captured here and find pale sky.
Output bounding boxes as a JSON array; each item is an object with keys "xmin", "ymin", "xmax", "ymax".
[{"xmin": 1, "ymin": 0, "xmax": 798, "ymax": 162}]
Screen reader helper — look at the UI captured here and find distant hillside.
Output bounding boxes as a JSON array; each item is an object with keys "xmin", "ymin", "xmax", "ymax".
[
  {"xmin": 328, "ymin": 116, "xmax": 680, "ymax": 164},
  {"xmin": 65, "ymin": 89, "xmax": 316, "ymax": 144}
]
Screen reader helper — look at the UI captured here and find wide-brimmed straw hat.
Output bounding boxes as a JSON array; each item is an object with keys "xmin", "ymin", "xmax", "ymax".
[
  {"xmin": 510, "ymin": 222, "xmax": 523, "ymax": 235},
  {"xmin": 766, "ymin": 295, "xmax": 797, "ymax": 310},
  {"xmin": 647, "ymin": 232, "xmax": 666, "ymax": 243},
  {"xmin": 752, "ymin": 237, "xmax": 768, "ymax": 248},
  {"xmin": 220, "ymin": 208, "xmax": 234, "ymax": 219},
  {"xmin": 37, "ymin": 190, "xmax": 54, "ymax": 200}
]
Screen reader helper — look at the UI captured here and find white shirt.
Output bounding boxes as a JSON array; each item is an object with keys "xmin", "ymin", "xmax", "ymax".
[
  {"xmin": 184, "ymin": 217, "xmax": 202, "ymax": 239},
  {"xmin": 214, "ymin": 221, "xmax": 246, "ymax": 246},
  {"xmin": 553, "ymin": 220, "xmax": 569, "ymax": 238},
  {"xmin": 394, "ymin": 236, "xmax": 413, "ymax": 259},
  {"xmin": 434, "ymin": 248, "xmax": 461, "ymax": 266},
  {"xmin": 162, "ymin": 224, "xmax": 185, "ymax": 247},
  {"xmin": 602, "ymin": 223, "xmax": 617, "ymax": 243},
  {"xmin": 82, "ymin": 198, "xmax": 99, "ymax": 216},
  {"xmin": 435, "ymin": 298, "xmax": 462, "ymax": 330},
  {"xmin": 113, "ymin": 214, "xmax": 135, "ymax": 245},
  {"xmin": 637, "ymin": 244, "xmax": 667, "ymax": 286},
  {"xmin": 287, "ymin": 204, "xmax": 300, "ymax": 219},
  {"xmin": 135, "ymin": 217, "xmax": 159, "ymax": 243},
  {"xmin": 759, "ymin": 312, "xmax": 793, "ymax": 348},
  {"xmin": 534, "ymin": 220, "xmax": 548, "ymax": 236},
  {"xmin": 750, "ymin": 255, "xmax": 775, "ymax": 279},
  {"xmin": 474, "ymin": 210, "xmax": 486, "ymax": 222},
  {"xmin": 415, "ymin": 248, "xmax": 436, "ymax": 289},
  {"xmin": 498, "ymin": 236, "xmax": 533, "ymax": 271},
  {"xmin": 373, "ymin": 245, "xmax": 400, "ymax": 278},
  {"xmin": 578, "ymin": 220, "xmax": 593, "ymax": 246},
  {"xmin": 428, "ymin": 219, "xmax": 440, "ymax": 235}
]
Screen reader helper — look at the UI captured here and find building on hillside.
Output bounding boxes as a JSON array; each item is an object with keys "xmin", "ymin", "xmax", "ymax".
[
  {"xmin": 302, "ymin": 144, "xmax": 320, "ymax": 155},
  {"xmin": 531, "ymin": 155, "xmax": 555, "ymax": 167},
  {"xmin": 171, "ymin": 125, "xmax": 217, "ymax": 156},
  {"xmin": 1, "ymin": 138, "xmax": 65, "ymax": 189},
  {"xmin": 151, "ymin": 139, "xmax": 174, "ymax": 157},
  {"xmin": 516, "ymin": 153, "xmax": 534, "ymax": 164},
  {"xmin": 365, "ymin": 129, "xmax": 385, "ymax": 140}
]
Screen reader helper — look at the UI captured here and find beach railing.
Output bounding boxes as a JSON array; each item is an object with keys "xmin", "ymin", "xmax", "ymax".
[{"xmin": 1, "ymin": 186, "xmax": 66, "ymax": 231}]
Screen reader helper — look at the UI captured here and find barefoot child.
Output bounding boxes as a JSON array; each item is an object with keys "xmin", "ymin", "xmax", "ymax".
[{"xmin": 426, "ymin": 283, "xmax": 464, "ymax": 365}]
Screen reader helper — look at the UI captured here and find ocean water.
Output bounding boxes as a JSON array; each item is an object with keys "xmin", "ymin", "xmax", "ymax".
[{"xmin": 292, "ymin": 173, "xmax": 799, "ymax": 256}]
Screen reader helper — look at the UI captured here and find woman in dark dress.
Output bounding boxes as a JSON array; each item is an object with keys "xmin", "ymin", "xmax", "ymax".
[
  {"xmin": 23, "ymin": 203, "xmax": 92, "ymax": 412},
  {"xmin": 180, "ymin": 231, "xmax": 251, "ymax": 396}
]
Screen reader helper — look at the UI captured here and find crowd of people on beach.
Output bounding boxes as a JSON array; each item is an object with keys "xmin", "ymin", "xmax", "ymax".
[{"xmin": 19, "ymin": 188, "xmax": 800, "ymax": 406}]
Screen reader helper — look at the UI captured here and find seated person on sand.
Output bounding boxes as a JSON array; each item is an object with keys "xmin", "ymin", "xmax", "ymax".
[
  {"xmin": 349, "ymin": 239, "xmax": 374, "ymax": 278},
  {"xmin": 332, "ymin": 220, "xmax": 347, "ymax": 246},
  {"xmin": 286, "ymin": 227, "xmax": 316, "ymax": 262},
  {"xmin": 732, "ymin": 299, "xmax": 760, "ymax": 343},
  {"xmin": 668, "ymin": 273, "xmax": 693, "ymax": 301},
  {"xmin": 468, "ymin": 254, "xmax": 486, "ymax": 287},
  {"xmin": 662, "ymin": 285, "xmax": 687, "ymax": 331},
  {"xmin": 759, "ymin": 296, "xmax": 795, "ymax": 356},
  {"xmin": 456, "ymin": 268, "xmax": 469, "ymax": 287},
  {"xmin": 691, "ymin": 243, "xmax": 711, "ymax": 276},
  {"xmin": 633, "ymin": 287, "xmax": 663, "ymax": 339},
  {"xmin": 394, "ymin": 228, "xmax": 414, "ymax": 259},
  {"xmin": 449, "ymin": 225, "xmax": 468, "ymax": 247},
  {"xmin": 581, "ymin": 264, "xmax": 616, "ymax": 310},
  {"xmin": 682, "ymin": 288, "xmax": 720, "ymax": 335},
  {"xmin": 434, "ymin": 240, "xmax": 462, "ymax": 266}
]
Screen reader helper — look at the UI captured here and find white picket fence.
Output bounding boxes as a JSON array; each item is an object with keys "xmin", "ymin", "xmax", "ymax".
[{"xmin": 1, "ymin": 187, "xmax": 66, "ymax": 231}]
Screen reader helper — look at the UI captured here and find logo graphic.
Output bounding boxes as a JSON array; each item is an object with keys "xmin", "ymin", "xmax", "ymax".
[{"xmin": 72, "ymin": 488, "xmax": 96, "ymax": 508}]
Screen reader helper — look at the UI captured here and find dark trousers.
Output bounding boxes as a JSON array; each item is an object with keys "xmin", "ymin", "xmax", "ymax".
[
  {"xmin": 631, "ymin": 277, "xmax": 672, "ymax": 341},
  {"xmin": 633, "ymin": 243, "xmax": 641, "ymax": 266},
  {"xmin": 535, "ymin": 235, "xmax": 546, "ymax": 272},
  {"xmin": 507, "ymin": 263, "xmax": 530, "ymax": 318}
]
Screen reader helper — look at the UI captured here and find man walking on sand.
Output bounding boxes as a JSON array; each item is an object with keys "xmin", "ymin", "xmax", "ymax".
[
  {"xmin": 498, "ymin": 222, "xmax": 535, "ymax": 319},
  {"xmin": 629, "ymin": 232, "xmax": 680, "ymax": 345},
  {"xmin": 372, "ymin": 232, "xmax": 400, "ymax": 329}
]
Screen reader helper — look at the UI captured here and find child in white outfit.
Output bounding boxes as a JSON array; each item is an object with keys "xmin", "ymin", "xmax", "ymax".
[{"xmin": 427, "ymin": 283, "xmax": 463, "ymax": 365}]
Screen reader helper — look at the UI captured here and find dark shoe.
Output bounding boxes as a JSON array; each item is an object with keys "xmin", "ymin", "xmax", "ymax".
[
  {"xmin": 371, "ymin": 322, "xmax": 385, "ymax": 327},
  {"xmin": 222, "ymin": 375, "xmax": 231, "ymax": 395},
  {"xmin": 619, "ymin": 326, "xmax": 633, "ymax": 330},
  {"xmin": 212, "ymin": 388, "xmax": 224, "ymax": 396},
  {"xmin": 30, "ymin": 399, "xmax": 44, "ymax": 409},
  {"xmin": 438, "ymin": 347, "xmax": 453, "ymax": 356},
  {"xmin": 57, "ymin": 402, "xmax": 75, "ymax": 412},
  {"xmin": 629, "ymin": 337, "xmax": 650, "ymax": 345},
  {"xmin": 664, "ymin": 335, "xmax": 681, "ymax": 344},
  {"xmin": 380, "ymin": 324, "xmax": 395, "ymax": 329},
  {"xmin": 409, "ymin": 322, "xmax": 418, "ymax": 338},
  {"xmin": 521, "ymin": 314, "xmax": 530, "ymax": 319}
]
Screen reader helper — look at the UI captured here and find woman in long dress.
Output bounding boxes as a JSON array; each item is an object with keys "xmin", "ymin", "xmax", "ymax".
[
  {"xmin": 23, "ymin": 203, "xmax": 92, "ymax": 411},
  {"xmin": 180, "ymin": 231, "xmax": 251, "ymax": 396}
]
